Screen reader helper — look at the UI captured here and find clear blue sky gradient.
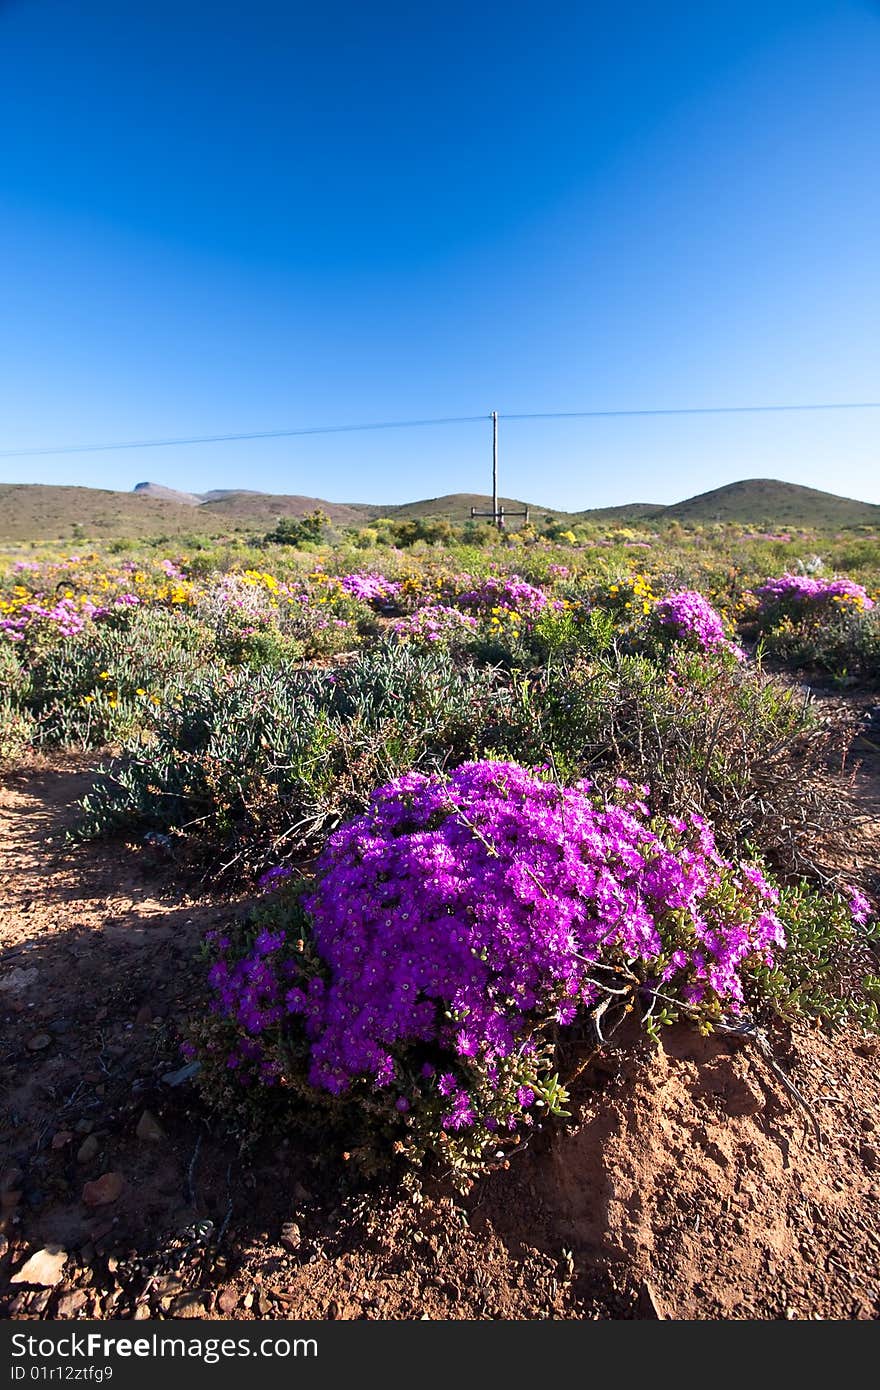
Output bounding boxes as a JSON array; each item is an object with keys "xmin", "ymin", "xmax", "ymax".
[{"xmin": 1, "ymin": 0, "xmax": 879, "ymax": 510}]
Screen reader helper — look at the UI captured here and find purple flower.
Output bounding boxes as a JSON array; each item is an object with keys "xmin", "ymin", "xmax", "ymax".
[
  {"xmin": 844, "ymin": 885, "xmax": 872, "ymax": 926},
  {"xmin": 655, "ymin": 590, "xmax": 744, "ymax": 660}
]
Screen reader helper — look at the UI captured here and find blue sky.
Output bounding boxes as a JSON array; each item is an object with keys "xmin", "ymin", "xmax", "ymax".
[{"xmin": 1, "ymin": 0, "xmax": 879, "ymax": 510}]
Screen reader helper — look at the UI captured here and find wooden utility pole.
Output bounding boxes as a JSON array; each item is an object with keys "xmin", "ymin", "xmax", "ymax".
[
  {"xmin": 491, "ymin": 409, "xmax": 498, "ymax": 524},
  {"xmin": 470, "ymin": 410, "xmax": 530, "ymax": 532}
]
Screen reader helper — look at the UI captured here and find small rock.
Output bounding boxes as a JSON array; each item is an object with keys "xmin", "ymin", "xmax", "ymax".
[
  {"xmin": 152, "ymin": 1275, "xmax": 183, "ymax": 1296},
  {"xmin": 134, "ymin": 1005, "xmax": 153, "ymax": 1026},
  {"xmin": 82, "ymin": 1172, "xmax": 124, "ymax": 1208},
  {"xmin": 242, "ymin": 1292, "xmax": 254, "ymax": 1309},
  {"xmin": 75, "ymin": 1119, "xmax": 95, "ymax": 1135},
  {"xmin": 636, "ymin": 1280, "xmax": 666, "ymax": 1319},
  {"xmin": 132, "ymin": 1303, "xmax": 151, "ymax": 1320},
  {"xmin": 27, "ymin": 1033, "xmax": 52, "ymax": 1052},
  {"xmin": 0, "ymin": 967, "xmax": 39, "ymax": 994},
  {"xmin": 55, "ymin": 1288, "xmax": 88, "ymax": 1317},
  {"xmin": 161, "ymin": 1061, "xmax": 201, "ymax": 1087},
  {"xmin": 326, "ymin": 1299, "xmax": 339, "ymax": 1320},
  {"xmin": 217, "ymin": 1287, "xmax": 239, "ymax": 1314},
  {"xmin": 135, "ymin": 1110, "xmax": 166, "ymax": 1144},
  {"xmin": 11, "ymin": 1246, "xmax": 68, "ymax": 1288},
  {"xmin": 280, "ymin": 1221, "xmax": 302, "ymax": 1253},
  {"xmin": 76, "ymin": 1135, "xmax": 100, "ymax": 1164},
  {"xmin": 255, "ymin": 1290, "xmax": 273, "ymax": 1317},
  {"xmin": 170, "ymin": 1292, "xmax": 206, "ymax": 1318},
  {"xmin": 724, "ymin": 1074, "xmax": 764, "ymax": 1118},
  {"xmin": 52, "ymin": 1131, "xmax": 74, "ymax": 1151},
  {"xmin": 860, "ymin": 1144, "xmax": 879, "ymax": 1171}
]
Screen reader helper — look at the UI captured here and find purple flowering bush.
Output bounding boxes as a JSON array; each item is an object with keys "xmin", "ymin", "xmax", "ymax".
[
  {"xmin": 391, "ymin": 605, "xmax": 478, "ymax": 645},
  {"xmin": 750, "ymin": 574, "xmax": 880, "ymax": 686},
  {"xmin": 338, "ymin": 572, "xmax": 401, "ymax": 607},
  {"xmin": 456, "ymin": 574, "xmax": 551, "ymax": 618},
  {"xmin": 755, "ymin": 573, "xmax": 875, "ymax": 617},
  {"xmin": 190, "ymin": 758, "xmax": 874, "ymax": 1181},
  {"xmin": 654, "ymin": 590, "xmax": 745, "ymax": 661}
]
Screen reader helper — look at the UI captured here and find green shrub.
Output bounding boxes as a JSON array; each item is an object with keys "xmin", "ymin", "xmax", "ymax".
[
  {"xmin": 759, "ymin": 609, "xmax": 880, "ymax": 688},
  {"xmin": 540, "ymin": 644, "xmax": 850, "ymax": 877},
  {"xmin": 0, "ymin": 698, "xmax": 36, "ymax": 767},
  {"xmin": 75, "ymin": 643, "xmax": 543, "ymax": 871}
]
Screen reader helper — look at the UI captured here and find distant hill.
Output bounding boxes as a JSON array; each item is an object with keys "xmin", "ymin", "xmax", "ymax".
[
  {"xmin": 133, "ymin": 481, "xmax": 203, "ymax": 506},
  {"xmin": 0, "ymin": 484, "xmax": 220, "ymax": 542},
  {"xmin": 574, "ymin": 502, "xmax": 661, "ymax": 522},
  {"xmin": 198, "ymin": 491, "xmax": 376, "ymax": 528},
  {"xmin": 573, "ymin": 479, "xmax": 880, "ymax": 527},
  {"xmin": 658, "ymin": 478, "xmax": 880, "ymax": 526},
  {"xmin": 0, "ymin": 484, "xmax": 378, "ymax": 542},
  {"xmin": 1, "ymin": 476, "xmax": 878, "ymax": 543}
]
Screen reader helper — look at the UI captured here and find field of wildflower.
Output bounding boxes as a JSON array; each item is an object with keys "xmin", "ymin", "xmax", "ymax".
[{"xmin": 2, "ymin": 515, "xmax": 878, "ymax": 1199}]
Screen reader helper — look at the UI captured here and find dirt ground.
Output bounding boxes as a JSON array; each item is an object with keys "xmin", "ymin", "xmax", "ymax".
[{"xmin": 1, "ymin": 729, "xmax": 879, "ymax": 1322}]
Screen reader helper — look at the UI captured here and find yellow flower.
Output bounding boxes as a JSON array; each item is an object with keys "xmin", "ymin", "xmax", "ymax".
[
  {"xmin": 136, "ymin": 687, "xmax": 146, "ymax": 696},
  {"xmin": 150, "ymin": 694, "xmax": 161, "ymax": 705},
  {"xmin": 99, "ymin": 671, "xmax": 110, "ymax": 679}
]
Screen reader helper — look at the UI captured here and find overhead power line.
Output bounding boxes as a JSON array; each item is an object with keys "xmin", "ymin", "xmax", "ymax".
[
  {"xmin": 0, "ymin": 400, "xmax": 878, "ymax": 460},
  {"xmin": 504, "ymin": 401, "xmax": 880, "ymax": 421},
  {"xmin": 0, "ymin": 414, "xmax": 487, "ymax": 460}
]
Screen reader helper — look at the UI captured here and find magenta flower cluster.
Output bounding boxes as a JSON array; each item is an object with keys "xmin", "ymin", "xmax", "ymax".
[
  {"xmin": 457, "ymin": 574, "xmax": 551, "ymax": 616},
  {"xmin": 338, "ymin": 573, "xmax": 401, "ymax": 604},
  {"xmin": 655, "ymin": 590, "xmax": 745, "ymax": 660},
  {"xmin": 391, "ymin": 605, "xmax": 478, "ymax": 643},
  {"xmin": 844, "ymin": 885, "xmax": 872, "ymax": 927},
  {"xmin": 0, "ymin": 596, "xmax": 107, "ymax": 641},
  {"xmin": 755, "ymin": 573, "xmax": 874, "ymax": 614},
  {"xmin": 207, "ymin": 761, "xmax": 784, "ymax": 1130}
]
